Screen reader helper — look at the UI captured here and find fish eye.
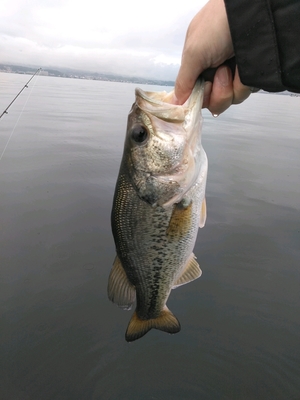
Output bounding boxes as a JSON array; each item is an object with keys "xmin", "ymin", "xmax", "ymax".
[{"xmin": 131, "ymin": 125, "xmax": 148, "ymax": 144}]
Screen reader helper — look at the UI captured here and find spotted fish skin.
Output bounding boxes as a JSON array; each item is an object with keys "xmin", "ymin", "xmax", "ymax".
[{"xmin": 108, "ymin": 79, "xmax": 208, "ymax": 342}]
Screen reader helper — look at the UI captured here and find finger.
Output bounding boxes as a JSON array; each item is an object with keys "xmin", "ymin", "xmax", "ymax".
[
  {"xmin": 173, "ymin": 15, "xmax": 207, "ymax": 105},
  {"xmin": 232, "ymin": 67, "xmax": 251, "ymax": 104},
  {"xmin": 207, "ymin": 65, "xmax": 233, "ymax": 115},
  {"xmin": 173, "ymin": 55, "xmax": 203, "ymax": 105},
  {"xmin": 202, "ymin": 81, "xmax": 212, "ymax": 109}
]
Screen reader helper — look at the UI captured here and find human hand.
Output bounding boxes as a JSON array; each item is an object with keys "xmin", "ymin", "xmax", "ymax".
[{"xmin": 173, "ymin": 0, "xmax": 252, "ymax": 114}]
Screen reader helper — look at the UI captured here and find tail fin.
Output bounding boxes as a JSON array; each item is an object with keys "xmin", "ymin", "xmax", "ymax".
[{"xmin": 125, "ymin": 306, "xmax": 181, "ymax": 342}]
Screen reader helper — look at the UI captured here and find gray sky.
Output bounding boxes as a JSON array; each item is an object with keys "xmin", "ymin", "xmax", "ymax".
[{"xmin": 0, "ymin": 0, "xmax": 208, "ymax": 80}]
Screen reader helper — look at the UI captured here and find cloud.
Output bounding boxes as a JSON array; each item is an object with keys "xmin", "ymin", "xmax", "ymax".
[{"xmin": 0, "ymin": 0, "xmax": 208, "ymax": 79}]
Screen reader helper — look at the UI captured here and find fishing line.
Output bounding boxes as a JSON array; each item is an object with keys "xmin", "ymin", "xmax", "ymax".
[{"xmin": 0, "ymin": 68, "xmax": 41, "ymax": 162}]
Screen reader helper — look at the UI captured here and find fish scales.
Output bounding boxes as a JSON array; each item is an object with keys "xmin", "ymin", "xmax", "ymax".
[{"xmin": 108, "ymin": 79, "xmax": 208, "ymax": 341}]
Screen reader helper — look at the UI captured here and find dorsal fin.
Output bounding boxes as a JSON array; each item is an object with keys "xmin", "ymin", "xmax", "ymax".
[
  {"xmin": 172, "ymin": 253, "xmax": 202, "ymax": 289},
  {"xmin": 107, "ymin": 255, "xmax": 136, "ymax": 310}
]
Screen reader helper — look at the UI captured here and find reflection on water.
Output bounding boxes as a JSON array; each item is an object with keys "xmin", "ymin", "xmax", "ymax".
[{"xmin": 0, "ymin": 73, "xmax": 299, "ymax": 399}]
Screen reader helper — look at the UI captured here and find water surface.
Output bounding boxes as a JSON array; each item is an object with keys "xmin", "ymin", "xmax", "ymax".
[{"xmin": 0, "ymin": 72, "xmax": 299, "ymax": 399}]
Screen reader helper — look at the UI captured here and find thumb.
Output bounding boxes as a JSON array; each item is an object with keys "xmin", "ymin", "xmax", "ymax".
[{"xmin": 173, "ymin": 65, "xmax": 203, "ymax": 105}]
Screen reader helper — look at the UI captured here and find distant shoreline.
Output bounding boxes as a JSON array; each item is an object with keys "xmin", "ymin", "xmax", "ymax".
[
  {"xmin": 0, "ymin": 63, "xmax": 175, "ymax": 87},
  {"xmin": 1, "ymin": 64, "xmax": 299, "ymax": 96}
]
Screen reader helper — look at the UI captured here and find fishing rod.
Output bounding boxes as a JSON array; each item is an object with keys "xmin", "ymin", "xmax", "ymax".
[{"xmin": 0, "ymin": 67, "xmax": 41, "ymax": 120}]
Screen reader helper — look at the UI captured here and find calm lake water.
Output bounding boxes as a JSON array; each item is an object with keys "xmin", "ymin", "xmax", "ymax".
[{"xmin": 0, "ymin": 72, "xmax": 299, "ymax": 400}]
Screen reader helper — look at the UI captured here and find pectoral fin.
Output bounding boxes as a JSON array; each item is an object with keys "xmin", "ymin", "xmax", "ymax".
[
  {"xmin": 172, "ymin": 253, "xmax": 202, "ymax": 289},
  {"xmin": 167, "ymin": 200, "xmax": 193, "ymax": 239},
  {"xmin": 199, "ymin": 198, "xmax": 207, "ymax": 228},
  {"xmin": 107, "ymin": 255, "xmax": 136, "ymax": 310}
]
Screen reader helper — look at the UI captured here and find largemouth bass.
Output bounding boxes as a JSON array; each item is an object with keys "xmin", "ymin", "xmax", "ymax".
[{"xmin": 108, "ymin": 79, "xmax": 208, "ymax": 342}]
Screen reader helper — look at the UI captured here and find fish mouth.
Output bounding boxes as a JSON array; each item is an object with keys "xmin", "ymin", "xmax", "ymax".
[
  {"xmin": 135, "ymin": 78, "xmax": 204, "ymax": 124},
  {"xmin": 135, "ymin": 89, "xmax": 188, "ymax": 124}
]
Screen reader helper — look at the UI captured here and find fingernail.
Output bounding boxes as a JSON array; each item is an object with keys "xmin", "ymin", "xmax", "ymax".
[{"xmin": 216, "ymin": 66, "xmax": 230, "ymax": 87}]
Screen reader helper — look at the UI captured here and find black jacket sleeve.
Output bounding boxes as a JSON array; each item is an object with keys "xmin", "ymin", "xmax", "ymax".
[{"xmin": 224, "ymin": 0, "xmax": 300, "ymax": 93}]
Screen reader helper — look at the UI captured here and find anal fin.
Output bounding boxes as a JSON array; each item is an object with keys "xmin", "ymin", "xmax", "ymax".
[
  {"xmin": 172, "ymin": 253, "xmax": 202, "ymax": 289},
  {"xmin": 107, "ymin": 255, "xmax": 136, "ymax": 310},
  {"xmin": 125, "ymin": 306, "xmax": 180, "ymax": 342}
]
